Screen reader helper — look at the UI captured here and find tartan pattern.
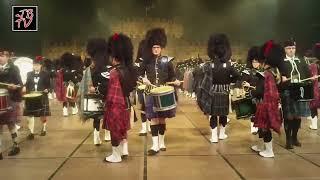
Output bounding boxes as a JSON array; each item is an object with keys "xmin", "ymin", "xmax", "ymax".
[
  {"xmin": 309, "ymin": 63, "xmax": 320, "ymax": 110},
  {"xmin": 103, "ymin": 69, "xmax": 130, "ymax": 142},
  {"xmin": 210, "ymin": 92, "xmax": 229, "ymax": 116},
  {"xmin": 254, "ymin": 70, "xmax": 282, "ymax": 134}
]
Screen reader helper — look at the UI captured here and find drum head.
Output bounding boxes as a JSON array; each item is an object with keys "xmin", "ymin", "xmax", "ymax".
[
  {"xmin": 23, "ymin": 93, "xmax": 42, "ymax": 98},
  {"xmin": 137, "ymin": 85, "xmax": 146, "ymax": 90},
  {"xmin": 0, "ymin": 88, "xmax": 8, "ymax": 95},
  {"xmin": 150, "ymin": 86, "xmax": 174, "ymax": 95},
  {"xmin": 13, "ymin": 57, "xmax": 33, "ymax": 84}
]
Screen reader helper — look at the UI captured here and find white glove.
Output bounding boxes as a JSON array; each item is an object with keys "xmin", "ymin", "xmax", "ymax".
[{"xmin": 142, "ymin": 77, "xmax": 151, "ymax": 85}]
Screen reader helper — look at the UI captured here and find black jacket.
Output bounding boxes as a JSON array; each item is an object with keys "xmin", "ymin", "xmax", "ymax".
[
  {"xmin": 0, "ymin": 63, "xmax": 23, "ymax": 102},
  {"xmin": 25, "ymin": 71, "xmax": 51, "ymax": 93}
]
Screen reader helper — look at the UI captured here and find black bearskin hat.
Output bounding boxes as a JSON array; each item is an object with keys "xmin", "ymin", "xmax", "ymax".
[
  {"xmin": 283, "ymin": 38, "xmax": 296, "ymax": 47},
  {"xmin": 207, "ymin": 33, "xmax": 231, "ymax": 62},
  {"xmin": 60, "ymin": 52, "xmax": 75, "ymax": 69},
  {"xmin": 246, "ymin": 46, "xmax": 264, "ymax": 68},
  {"xmin": 108, "ymin": 33, "xmax": 134, "ymax": 67},
  {"xmin": 86, "ymin": 38, "xmax": 109, "ymax": 71},
  {"xmin": 261, "ymin": 40, "xmax": 285, "ymax": 68},
  {"xmin": 136, "ymin": 39, "xmax": 147, "ymax": 63},
  {"xmin": 146, "ymin": 28, "xmax": 167, "ymax": 48},
  {"xmin": 312, "ymin": 43, "xmax": 320, "ymax": 60}
]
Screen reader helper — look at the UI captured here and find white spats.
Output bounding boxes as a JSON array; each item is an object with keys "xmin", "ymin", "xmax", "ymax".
[
  {"xmin": 251, "ymin": 144, "xmax": 264, "ymax": 152},
  {"xmin": 250, "ymin": 122, "xmax": 258, "ymax": 134},
  {"xmin": 139, "ymin": 122, "xmax": 148, "ymax": 135},
  {"xmin": 72, "ymin": 105, "xmax": 78, "ymax": 115},
  {"xmin": 309, "ymin": 116, "xmax": 318, "ymax": 130},
  {"xmin": 150, "ymin": 136, "xmax": 159, "ymax": 152},
  {"xmin": 159, "ymin": 134, "xmax": 166, "ymax": 150},
  {"xmin": 219, "ymin": 126, "xmax": 228, "ymax": 140},
  {"xmin": 104, "ymin": 130, "xmax": 111, "ymax": 141},
  {"xmin": 63, "ymin": 107, "xmax": 68, "ymax": 116},
  {"xmin": 93, "ymin": 129, "xmax": 102, "ymax": 145},
  {"xmin": 259, "ymin": 141, "xmax": 274, "ymax": 158},
  {"xmin": 105, "ymin": 146, "xmax": 122, "ymax": 163},
  {"xmin": 28, "ymin": 117, "xmax": 35, "ymax": 134},
  {"xmin": 210, "ymin": 127, "xmax": 218, "ymax": 143},
  {"xmin": 121, "ymin": 141, "xmax": 129, "ymax": 156}
]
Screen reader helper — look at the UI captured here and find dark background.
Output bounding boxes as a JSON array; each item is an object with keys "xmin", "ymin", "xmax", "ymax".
[{"xmin": 0, "ymin": 0, "xmax": 319, "ymax": 56}]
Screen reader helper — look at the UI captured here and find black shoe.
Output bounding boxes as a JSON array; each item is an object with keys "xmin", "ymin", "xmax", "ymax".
[
  {"xmin": 139, "ymin": 132, "xmax": 147, "ymax": 136},
  {"xmin": 40, "ymin": 131, "xmax": 46, "ymax": 136},
  {"xmin": 121, "ymin": 155, "xmax": 129, "ymax": 159},
  {"xmin": 292, "ymin": 139, "xmax": 302, "ymax": 147},
  {"xmin": 27, "ymin": 133, "xmax": 34, "ymax": 140},
  {"xmin": 148, "ymin": 149, "xmax": 159, "ymax": 156},
  {"xmin": 8, "ymin": 146, "xmax": 20, "ymax": 156},
  {"xmin": 0, "ymin": 153, "xmax": 3, "ymax": 160},
  {"xmin": 285, "ymin": 139, "xmax": 293, "ymax": 149},
  {"xmin": 160, "ymin": 148, "xmax": 167, "ymax": 151}
]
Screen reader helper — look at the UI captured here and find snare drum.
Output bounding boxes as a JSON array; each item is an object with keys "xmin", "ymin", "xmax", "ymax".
[
  {"xmin": 83, "ymin": 94, "xmax": 104, "ymax": 114},
  {"xmin": 233, "ymin": 97, "xmax": 256, "ymax": 119},
  {"xmin": 289, "ymin": 83, "xmax": 313, "ymax": 101},
  {"xmin": 150, "ymin": 86, "xmax": 177, "ymax": 112},
  {"xmin": 23, "ymin": 92, "xmax": 44, "ymax": 113},
  {"xmin": 0, "ymin": 89, "xmax": 9, "ymax": 112}
]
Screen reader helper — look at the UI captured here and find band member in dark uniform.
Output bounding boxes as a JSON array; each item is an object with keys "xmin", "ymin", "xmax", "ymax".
[
  {"xmin": 0, "ymin": 48, "xmax": 23, "ymax": 159},
  {"xmin": 139, "ymin": 28, "xmax": 180, "ymax": 155},
  {"xmin": 23, "ymin": 56, "xmax": 51, "ymax": 139},
  {"xmin": 78, "ymin": 38, "xmax": 111, "ymax": 146},
  {"xmin": 280, "ymin": 39, "xmax": 311, "ymax": 149},
  {"xmin": 135, "ymin": 39, "xmax": 151, "ymax": 136},
  {"xmin": 103, "ymin": 33, "xmax": 137, "ymax": 163},
  {"xmin": 250, "ymin": 41, "xmax": 283, "ymax": 158},
  {"xmin": 197, "ymin": 33, "xmax": 240, "ymax": 143},
  {"xmin": 309, "ymin": 43, "xmax": 320, "ymax": 130},
  {"xmin": 242, "ymin": 46, "xmax": 265, "ymax": 134},
  {"xmin": 56, "ymin": 53, "xmax": 82, "ymax": 116}
]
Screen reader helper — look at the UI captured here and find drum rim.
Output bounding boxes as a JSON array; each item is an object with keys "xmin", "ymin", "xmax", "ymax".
[
  {"xmin": 0, "ymin": 88, "xmax": 8, "ymax": 94},
  {"xmin": 23, "ymin": 93, "xmax": 43, "ymax": 98},
  {"xmin": 153, "ymin": 104, "xmax": 177, "ymax": 112},
  {"xmin": 150, "ymin": 86, "xmax": 174, "ymax": 94}
]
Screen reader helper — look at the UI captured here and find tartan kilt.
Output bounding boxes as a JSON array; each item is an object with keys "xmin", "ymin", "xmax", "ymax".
[
  {"xmin": 0, "ymin": 101, "xmax": 20, "ymax": 125},
  {"xmin": 210, "ymin": 92, "xmax": 229, "ymax": 116},
  {"xmin": 281, "ymin": 90, "xmax": 311, "ymax": 118},
  {"xmin": 23, "ymin": 94, "xmax": 51, "ymax": 117}
]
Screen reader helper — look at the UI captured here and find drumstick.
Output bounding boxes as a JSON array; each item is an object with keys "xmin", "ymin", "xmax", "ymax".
[
  {"xmin": 136, "ymin": 81, "xmax": 157, "ymax": 88},
  {"xmin": 0, "ymin": 82, "xmax": 21, "ymax": 88},
  {"xmin": 300, "ymin": 75, "xmax": 320, "ymax": 82},
  {"xmin": 166, "ymin": 81, "xmax": 184, "ymax": 85}
]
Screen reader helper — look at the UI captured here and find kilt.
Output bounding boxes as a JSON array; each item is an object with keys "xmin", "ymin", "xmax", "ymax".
[
  {"xmin": 0, "ymin": 101, "xmax": 20, "ymax": 125},
  {"xmin": 145, "ymin": 95, "xmax": 176, "ymax": 119},
  {"xmin": 281, "ymin": 90, "xmax": 311, "ymax": 119},
  {"xmin": 23, "ymin": 94, "xmax": 51, "ymax": 117},
  {"xmin": 210, "ymin": 92, "xmax": 229, "ymax": 116}
]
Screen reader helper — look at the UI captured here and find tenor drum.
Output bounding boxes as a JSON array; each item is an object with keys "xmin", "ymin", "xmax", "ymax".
[
  {"xmin": 0, "ymin": 89, "xmax": 9, "ymax": 112},
  {"xmin": 83, "ymin": 94, "xmax": 104, "ymax": 114},
  {"xmin": 23, "ymin": 92, "xmax": 44, "ymax": 113},
  {"xmin": 233, "ymin": 97, "xmax": 256, "ymax": 119},
  {"xmin": 150, "ymin": 86, "xmax": 177, "ymax": 112}
]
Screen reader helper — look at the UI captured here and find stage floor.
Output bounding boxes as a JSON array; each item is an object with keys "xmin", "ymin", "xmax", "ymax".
[{"xmin": 1, "ymin": 95, "xmax": 320, "ymax": 180}]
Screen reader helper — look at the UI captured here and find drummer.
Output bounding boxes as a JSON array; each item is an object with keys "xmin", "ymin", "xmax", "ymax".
[
  {"xmin": 0, "ymin": 48, "xmax": 23, "ymax": 159},
  {"xmin": 280, "ymin": 39, "xmax": 311, "ymax": 149},
  {"xmin": 242, "ymin": 46, "xmax": 265, "ymax": 134},
  {"xmin": 135, "ymin": 39, "xmax": 151, "ymax": 136},
  {"xmin": 139, "ymin": 28, "xmax": 180, "ymax": 155},
  {"xmin": 78, "ymin": 38, "xmax": 111, "ymax": 146},
  {"xmin": 55, "ymin": 53, "xmax": 82, "ymax": 117},
  {"xmin": 23, "ymin": 56, "xmax": 51, "ymax": 139}
]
